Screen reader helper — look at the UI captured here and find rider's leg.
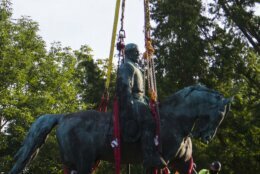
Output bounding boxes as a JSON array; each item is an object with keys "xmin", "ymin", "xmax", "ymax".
[{"xmin": 140, "ymin": 105, "xmax": 167, "ymax": 169}]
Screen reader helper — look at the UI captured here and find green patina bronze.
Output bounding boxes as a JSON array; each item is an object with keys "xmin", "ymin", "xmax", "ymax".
[
  {"xmin": 116, "ymin": 43, "xmax": 165, "ymax": 167},
  {"xmin": 9, "ymin": 84, "xmax": 232, "ymax": 174}
]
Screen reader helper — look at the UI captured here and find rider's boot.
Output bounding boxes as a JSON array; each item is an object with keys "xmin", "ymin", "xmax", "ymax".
[{"xmin": 142, "ymin": 120, "xmax": 167, "ymax": 169}]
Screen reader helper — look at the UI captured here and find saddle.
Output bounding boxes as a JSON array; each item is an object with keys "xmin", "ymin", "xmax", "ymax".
[{"xmin": 120, "ymin": 100, "xmax": 144, "ymax": 142}]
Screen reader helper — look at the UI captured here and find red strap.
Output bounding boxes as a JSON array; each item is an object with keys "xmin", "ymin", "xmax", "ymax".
[
  {"xmin": 112, "ymin": 97, "xmax": 121, "ymax": 174},
  {"xmin": 188, "ymin": 157, "xmax": 194, "ymax": 174},
  {"xmin": 63, "ymin": 166, "xmax": 69, "ymax": 174},
  {"xmin": 99, "ymin": 93, "xmax": 121, "ymax": 174},
  {"xmin": 98, "ymin": 94, "xmax": 109, "ymax": 112},
  {"xmin": 149, "ymin": 101, "xmax": 171, "ymax": 174},
  {"xmin": 163, "ymin": 167, "xmax": 170, "ymax": 174},
  {"xmin": 149, "ymin": 100, "xmax": 163, "ymax": 174},
  {"xmin": 149, "ymin": 100, "xmax": 160, "ymax": 146}
]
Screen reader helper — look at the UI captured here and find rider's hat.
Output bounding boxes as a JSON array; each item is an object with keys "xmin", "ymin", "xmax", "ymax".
[{"xmin": 125, "ymin": 43, "xmax": 139, "ymax": 54}]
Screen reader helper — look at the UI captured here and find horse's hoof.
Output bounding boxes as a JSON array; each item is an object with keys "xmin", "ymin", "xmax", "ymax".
[{"xmin": 143, "ymin": 155, "xmax": 167, "ymax": 169}]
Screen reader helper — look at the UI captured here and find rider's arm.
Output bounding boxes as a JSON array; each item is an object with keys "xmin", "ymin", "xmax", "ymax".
[{"xmin": 117, "ymin": 63, "xmax": 135, "ymax": 104}]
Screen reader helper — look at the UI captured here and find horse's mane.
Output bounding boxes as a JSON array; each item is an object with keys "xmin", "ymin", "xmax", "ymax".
[{"xmin": 161, "ymin": 84, "xmax": 222, "ymax": 106}]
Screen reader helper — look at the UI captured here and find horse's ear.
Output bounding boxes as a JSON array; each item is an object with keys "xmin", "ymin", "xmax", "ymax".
[
  {"xmin": 223, "ymin": 97, "xmax": 233, "ymax": 113},
  {"xmin": 223, "ymin": 97, "xmax": 233, "ymax": 105}
]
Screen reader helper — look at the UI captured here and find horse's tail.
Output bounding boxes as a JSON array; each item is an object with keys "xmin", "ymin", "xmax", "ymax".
[{"xmin": 9, "ymin": 114, "xmax": 64, "ymax": 174}]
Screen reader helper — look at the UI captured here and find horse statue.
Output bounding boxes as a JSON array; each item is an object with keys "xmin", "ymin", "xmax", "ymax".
[{"xmin": 9, "ymin": 85, "xmax": 231, "ymax": 174}]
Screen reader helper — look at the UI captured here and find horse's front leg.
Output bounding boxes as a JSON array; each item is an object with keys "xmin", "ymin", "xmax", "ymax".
[
  {"xmin": 144, "ymin": 168, "xmax": 170, "ymax": 174},
  {"xmin": 144, "ymin": 167, "xmax": 162, "ymax": 174},
  {"xmin": 144, "ymin": 167, "xmax": 153, "ymax": 174}
]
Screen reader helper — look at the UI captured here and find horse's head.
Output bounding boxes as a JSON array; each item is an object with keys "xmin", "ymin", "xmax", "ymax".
[
  {"xmin": 159, "ymin": 85, "xmax": 231, "ymax": 171},
  {"xmin": 186, "ymin": 85, "xmax": 232, "ymax": 144},
  {"xmin": 162, "ymin": 85, "xmax": 232, "ymax": 144}
]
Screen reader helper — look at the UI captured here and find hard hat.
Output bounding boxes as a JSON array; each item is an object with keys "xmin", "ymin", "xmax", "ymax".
[{"xmin": 210, "ymin": 161, "xmax": 221, "ymax": 171}]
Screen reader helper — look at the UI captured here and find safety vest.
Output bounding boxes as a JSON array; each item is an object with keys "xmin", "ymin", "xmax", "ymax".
[{"xmin": 198, "ymin": 169, "xmax": 210, "ymax": 174}]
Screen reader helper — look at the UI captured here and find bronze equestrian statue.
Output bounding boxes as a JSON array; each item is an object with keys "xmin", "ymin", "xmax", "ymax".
[
  {"xmin": 8, "ymin": 43, "xmax": 232, "ymax": 174},
  {"xmin": 9, "ymin": 84, "xmax": 231, "ymax": 174}
]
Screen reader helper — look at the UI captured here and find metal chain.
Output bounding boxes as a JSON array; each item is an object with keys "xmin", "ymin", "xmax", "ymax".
[
  {"xmin": 143, "ymin": 0, "xmax": 158, "ymax": 101},
  {"xmin": 120, "ymin": 0, "xmax": 126, "ymax": 31},
  {"xmin": 117, "ymin": 0, "xmax": 126, "ymax": 65},
  {"xmin": 143, "ymin": 0, "xmax": 163, "ymax": 157},
  {"xmin": 144, "ymin": 0, "xmax": 151, "ymax": 40}
]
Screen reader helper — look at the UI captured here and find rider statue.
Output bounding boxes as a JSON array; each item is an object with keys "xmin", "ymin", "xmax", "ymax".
[{"xmin": 116, "ymin": 43, "xmax": 167, "ymax": 168}]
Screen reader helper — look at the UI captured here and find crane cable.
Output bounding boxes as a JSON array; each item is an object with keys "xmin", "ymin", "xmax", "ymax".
[
  {"xmin": 110, "ymin": 1, "xmax": 127, "ymax": 174},
  {"xmin": 143, "ymin": 1, "xmax": 169, "ymax": 174},
  {"xmin": 105, "ymin": 0, "xmax": 122, "ymax": 91},
  {"xmin": 116, "ymin": 0, "xmax": 126, "ymax": 65},
  {"xmin": 99, "ymin": 0, "xmax": 122, "ymax": 112},
  {"xmin": 143, "ymin": 0, "xmax": 157, "ymax": 102}
]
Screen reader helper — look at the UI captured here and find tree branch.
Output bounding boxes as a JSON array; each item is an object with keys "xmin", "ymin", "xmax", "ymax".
[
  {"xmin": 218, "ymin": 0, "xmax": 260, "ymax": 53},
  {"xmin": 0, "ymin": 119, "xmax": 8, "ymax": 130}
]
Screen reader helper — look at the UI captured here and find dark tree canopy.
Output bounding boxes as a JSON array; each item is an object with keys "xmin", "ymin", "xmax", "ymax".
[
  {"xmin": 150, "ymin": 0, "xmax": 259, "ymax": 173},
  {"xmin": 0, "ymin": 1, "xmax": 106, "ymax": 173}
]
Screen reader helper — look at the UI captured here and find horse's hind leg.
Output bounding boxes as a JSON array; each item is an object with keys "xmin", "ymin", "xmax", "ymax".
[
  {"xmin": 144, "ymin": 167, "xmax": 156, "ymax": 174},
  {"xmin": 77, "ymin": 158, "xmax": 96, "ymax": 174},
  {"xmin": 77, "ymin": 164, "xmax": 92, "ymax": 174}
]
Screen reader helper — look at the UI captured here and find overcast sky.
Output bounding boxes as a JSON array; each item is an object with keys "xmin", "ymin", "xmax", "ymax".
[
  {"xmin": 12, "ymin": 0, "xmax": 260, "ymax": 60},
  {"xmin": 12, "ymin": 0, "xmax": 145, "ymax": 59}
]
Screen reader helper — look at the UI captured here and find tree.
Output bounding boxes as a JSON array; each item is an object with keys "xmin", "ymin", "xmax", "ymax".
[
  {"xmin": 150, "ymin": 0, "xmax": 210, "ymax": 97},
  {"xmin": 150, "ymin": 0, "xmax": 259, "ymax": 173},
  {"xmin": 216, "ymin": 0, "xmax": 260, "ymax": 53},
  {"xmin": 0, "ymin": 1, "xmax": 48, "ymax": 171},
  {"xmin": 0, "ymin": 1, "xmax": 107, "ymax": 173},
  {"xmin": 74, "ymin": 45, "xmax": 106, "ymax": 108}
]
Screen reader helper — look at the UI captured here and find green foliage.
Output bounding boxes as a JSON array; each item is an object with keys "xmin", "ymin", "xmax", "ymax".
[
  {"xmin": 0, "ymin": 1, "xmax": 107, "ymax": 173},
  {"xmin": 150, "ymin": 0, "xmax": 259, "ymax": 173},
  {"xmin": 74, "ymin": 45, "xmax": 106, "ymax": 107},
  {"xmin": 151, "ymin": 0, "xmax": 209, "ymax": 97},
  {"xmin": 215, "ymin": 0, "xmax": 260, "ymax": 53}
]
